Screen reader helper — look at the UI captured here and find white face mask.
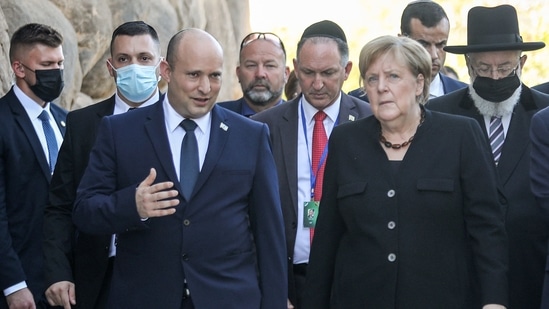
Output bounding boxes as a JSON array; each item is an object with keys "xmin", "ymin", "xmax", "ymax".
[{"xmin": 109, "ymin": 61, "xmax": 160, "ymax": 103}]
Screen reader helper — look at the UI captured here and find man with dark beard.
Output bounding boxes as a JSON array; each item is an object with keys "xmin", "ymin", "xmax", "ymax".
[
  {"xmin": 428, "ymin": 5, "xmax": 549, "ymax": 309},
  {"xmin": 218, "ymin": 32, "xmax": 289, "ymax": 117}
]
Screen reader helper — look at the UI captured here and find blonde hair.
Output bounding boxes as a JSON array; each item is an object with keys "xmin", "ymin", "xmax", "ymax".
[{"xmin": 358, "ymin": 35, "xmax": 431, "ymax": 104}]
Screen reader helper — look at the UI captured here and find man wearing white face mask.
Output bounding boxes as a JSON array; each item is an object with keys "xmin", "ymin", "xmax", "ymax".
[{"xmin": 42, "ymin": 21, "xmax": 162, "ymax": 309}]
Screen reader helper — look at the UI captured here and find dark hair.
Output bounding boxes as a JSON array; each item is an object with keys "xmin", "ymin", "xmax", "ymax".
[
  {"xmin": 110, "ymin": 21, "xmax": 160, "ymax": 55},
  {"xmin": 9, "ymin": 23, "xmax": 63, "ymax": 62},
  {"xmin": 284, "ymin": 70, "xmax": 300, "ymax": 100},
  {"xmin": 400, "ymin": 1, "xmax": 448, "ymax": 35}
]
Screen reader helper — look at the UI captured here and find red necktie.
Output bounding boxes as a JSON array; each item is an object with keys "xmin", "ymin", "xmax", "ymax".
[{"xmin": 311, "ymin": 111, "xmax": 327, "ymax": 242}]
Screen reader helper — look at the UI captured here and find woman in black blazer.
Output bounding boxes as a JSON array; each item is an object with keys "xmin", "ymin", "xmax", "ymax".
[{"xmin": 302, "ymin": 36, "xmax": 508, "ymax": 309}]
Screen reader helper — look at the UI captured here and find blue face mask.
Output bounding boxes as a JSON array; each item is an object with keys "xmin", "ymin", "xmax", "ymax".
[{"xmin": 109, "ymin": 61, "xmax": 159, "ymax": 103}]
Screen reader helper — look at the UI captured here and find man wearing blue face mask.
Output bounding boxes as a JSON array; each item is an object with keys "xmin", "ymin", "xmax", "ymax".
[
  {"xmin": 0, "ymin": 23, "xmax": 67, "ymax": 309},
  {"xmin": 42, "ymin": 21, "xmax": 162, "ymax": 309},
  {"xmin": 429, "ymin": 5, "xmax": 549, "ymax": 309}
]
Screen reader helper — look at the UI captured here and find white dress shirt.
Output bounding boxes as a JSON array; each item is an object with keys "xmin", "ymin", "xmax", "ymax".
[{"xmin": 294, "ymin": 93, "xmax": 341, "ymax": 264}]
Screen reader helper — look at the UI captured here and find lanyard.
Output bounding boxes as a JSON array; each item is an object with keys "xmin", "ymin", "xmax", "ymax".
[{"xmin": 300, "ymin": 102, "xmax": 338, "ymax": 199}]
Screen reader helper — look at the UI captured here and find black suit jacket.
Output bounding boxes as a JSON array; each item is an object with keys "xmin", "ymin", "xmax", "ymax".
[
  {"xmin": 302, "ymin": 110, "xmax": 507, "ymax": 308},
  {"xmin": 43, "ymin": 95, "xmax": 116, "ymax": 309},
  {"xmin": 0, "ymin": 87, "xmax": 67, "ymax": 308},
  {"xmin": 428, "ymin": 86, "xmax": 549, "ymax": 309},
  {"xmin": 252, "ymin": 93, "xmax": 371, "ymax": 305}
]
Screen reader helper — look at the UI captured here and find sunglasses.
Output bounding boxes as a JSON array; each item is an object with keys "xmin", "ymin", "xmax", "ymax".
[{"xmin": 240, "ymin": 32, "xmax": 286, "ymax": 56}]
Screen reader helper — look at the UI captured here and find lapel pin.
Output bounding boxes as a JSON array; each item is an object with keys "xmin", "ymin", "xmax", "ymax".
[
  {"xmin": 61, "ymin": 121, "xmax": 66, "ymax": 127},
  {"xmin": 348, "ymin": 115, "xmax": 355, "ymax": 122},
  {"xmin": 220, "ymin": 122, "xmax": 228, "ymax": 131}
]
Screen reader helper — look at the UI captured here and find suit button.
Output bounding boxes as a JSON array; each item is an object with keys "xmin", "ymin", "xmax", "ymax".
[
  {"xmin": 387, "ymin": 189, "xmax": 395, "ymax": 197},
  {"xmin": 387, "ymin": 221, "xmax": 396, "ymax": 229},
  {"xmin": 183, "ymin": 219, "xmax": 190, "ymax": 226},
  {"xmin": 388, "ymin": 253, "xmax": 396, "ymax": 262},
  {"xmin": 182, "ymin": 253, "xmax": 189, "ymax": 261}
]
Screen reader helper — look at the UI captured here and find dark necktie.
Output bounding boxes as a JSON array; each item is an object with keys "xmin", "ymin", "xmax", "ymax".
[
  {"xmin": 311, "ymin": 111, "xmax": 327, "ymax": 241},
  {"xmin": 180, "ymin": 119, "xmax": 199, "ymax": 200},
  {"xmin": 489, "ymin": 116, "xmax": 504, "ymax": 165},
  {"xmin": 38, "ymin": 110, "xmax": 58, "ymax": 173}
]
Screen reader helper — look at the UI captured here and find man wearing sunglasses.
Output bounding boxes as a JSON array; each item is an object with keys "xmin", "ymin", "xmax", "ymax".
[
  {"xmin": 218, "ymin": 32, "xmax": 289, "ymax": 117},
  {"xmin": 429, "ymin": 5, "xmax": 549, "ymax": 309}
]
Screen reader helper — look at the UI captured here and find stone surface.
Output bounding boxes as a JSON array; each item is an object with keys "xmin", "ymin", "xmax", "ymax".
[{"xmin": 0, "ymin": 0, "xmax": 248, "ymax": 109}]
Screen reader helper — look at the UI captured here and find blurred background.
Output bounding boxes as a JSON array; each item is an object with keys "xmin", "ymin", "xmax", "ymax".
[{"xmin": 250, "ymin": 0, "xmax": 549, "ymax": 97}]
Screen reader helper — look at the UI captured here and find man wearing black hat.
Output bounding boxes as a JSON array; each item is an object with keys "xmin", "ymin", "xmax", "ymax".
[
  {"xmin": 429, "ymin": 5, "xmax": 549, "ymax": 309},
  {"xmin": 252, "ymin": 20, "xmax": 371, "ymax": 309}
]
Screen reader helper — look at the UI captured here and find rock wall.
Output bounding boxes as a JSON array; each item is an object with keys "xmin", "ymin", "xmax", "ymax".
[{"xmin": 0, "ymin": 0, "xmax": 249, "ymax": 110}]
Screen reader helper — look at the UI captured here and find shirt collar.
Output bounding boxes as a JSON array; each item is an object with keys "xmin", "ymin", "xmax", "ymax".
[
  {"xmin": 163, "ymin": 95, "xmax": 211, "ymax": 135},
  {"xmin": 114, "ymin": 89, "xmax": 160, "ymax": 115},
  {"xmin": 429, "ymin": 73, "xmax": 444, "ymax": 98},
  {"xmin": 300, "ymin": 92, "xmax": 341, "ymax": 124},
  {"xmin": 13, "ymin": 84, "xmax": 51, "ymax": 118}
]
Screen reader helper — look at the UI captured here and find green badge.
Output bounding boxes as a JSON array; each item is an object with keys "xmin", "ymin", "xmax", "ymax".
[{"xmin": 303, "ymin": 201, "xmax": 319, "ymax": 228}]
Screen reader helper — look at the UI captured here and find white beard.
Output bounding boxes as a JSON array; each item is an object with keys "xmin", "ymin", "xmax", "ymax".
[{"xmin": 468, "ymin": 83, "xmax": 522, "ymax": 117}]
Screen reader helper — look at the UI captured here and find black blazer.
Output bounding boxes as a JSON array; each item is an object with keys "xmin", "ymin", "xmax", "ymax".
[
  {"xmin": 0, "ymin": 87, "xmax": 67, "ymax": 308},
  {"xmin": 43, "ymin": 95, "xmax": 116, "ymax": 309},
  {"xmin": 533, "ymin": 81, "xmax": 549, "ymax": 94},
  {"xmin": 302, "ymin": 110, "xmax": 508, "ymax": 308},
  {"xmin": 428, "ymin": 86, "xmax": 549, "ymax": 309},
  {"xmin": 252, "ymin": 92, "xmax": 371, "ymax": 305}
]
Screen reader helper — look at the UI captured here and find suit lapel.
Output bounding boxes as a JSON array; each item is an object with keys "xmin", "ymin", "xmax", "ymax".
[
  {"xmin": 338, "ymin": 93, "xmax": 360, "ymax": 125},
  {"xmin": 6, "ymin": 90, "xmax": 52, "ymax": 180},
  {"xmin": 192, "ymin": 105, "xmax": 230, "ymax": 198},
  {"xmin": 497, "ymin": 87, "xmax": 538, "ymax": 184},
  {"xmin": 281, "ymin": 100, "xmax": 300, "ymax": 215},
  {"xmin": 144, "ymin": 102, "xmax": 180, "ymax": 189},
  {"xmin": 50, "ymin": 104, "xmax": 67, "ymax": 136}
]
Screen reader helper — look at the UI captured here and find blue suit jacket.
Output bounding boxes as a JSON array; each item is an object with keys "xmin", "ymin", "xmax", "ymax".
[
  {"xmin": 73, "ymin": 103, "xmax": 287, "ymax": 309},
  {"xmin": 533, "ymin": 81, "xmax": 549, "ymax": 94},
  {"xmin": 0, "ymin": 87, "xmax": 67, "ymax": 307},
  {"xmin": 348, "ymin": 73, "xmax": 467, "ymax": 102},
  {"xmin": 218, "ymin": 97, "xmax": 284, "ymax": 117},
  {"xmin": 530, "ymin": 105, "xmax": 549, "ymax": 308}
]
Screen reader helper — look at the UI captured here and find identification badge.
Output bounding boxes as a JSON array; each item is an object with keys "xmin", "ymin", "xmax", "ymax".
[{"xmin": 303, "ymin": 201, "xmax": 319, "ymax": 228}]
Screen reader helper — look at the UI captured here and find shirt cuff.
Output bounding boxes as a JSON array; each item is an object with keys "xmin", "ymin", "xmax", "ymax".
[{"xmin": 4, "ymin": 281, "xmax": 27, "ymax": 296}]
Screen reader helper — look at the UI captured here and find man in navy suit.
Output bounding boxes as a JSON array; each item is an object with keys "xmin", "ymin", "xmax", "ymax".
[
  {"xmin": 533, "ymin": 81, "xmax": 549, "ymax": 94},
  {"xmin": 43, "ymin": 21, "xmax": 162, "ymax": 309},
  {"xmin": 531, "ymin": 105, "xmax": 549, "ymax": 308},
  {"xmin": 73, "ymin": 28, "xmax": 286, "ymax": 309},
  {"xmin": 349, "ymin": 1, "xmax": 466, "ymax": 102},
  {"xmin": 218, "ymin": 32, "xmax": 289, "ymax": 117},
  {"xmin": 0, "ymin": 23, "xmax": 67, "ymax": 309},
  {"xmin": 429, "ymin": 5, "xmax": 549, "ymax": 308},
  {"xmin": 252, "ymin": 20, "xmax": 371, "ymax": 309}
]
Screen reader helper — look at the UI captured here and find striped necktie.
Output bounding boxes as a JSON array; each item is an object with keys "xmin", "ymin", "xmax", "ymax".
[{"xmin": 489, "ymin": 116, "xmax": 504, "ymax": 165}]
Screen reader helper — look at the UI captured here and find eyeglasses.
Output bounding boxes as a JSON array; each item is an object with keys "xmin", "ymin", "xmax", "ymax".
[
  {"xmin": 467, "ymin": 55, "xmax": 520, "ymax": 78},
  {"xmin": 240, "ymin": 32, "xmax": 286, "ymax": 56}
]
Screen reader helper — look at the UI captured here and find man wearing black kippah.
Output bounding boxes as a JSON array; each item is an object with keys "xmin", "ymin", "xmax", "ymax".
[{"xmin": 252, "ymin": 20, "xmax": 371, "ymax": 309}]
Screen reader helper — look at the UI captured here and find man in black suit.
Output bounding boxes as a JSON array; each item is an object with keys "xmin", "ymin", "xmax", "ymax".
[
  {"xmin": 428, "ymin": 5, "xmax": 549, "ymax": 309},
  {"xmin": 0, "ymin": 23, "xmax": 67, "ymax": 309},
  {"xmin": 252, "ymin": 20, "xmax": 371, "ymax": 309},
  {"xmin": 218, "ymin": 32, "xmax": 289, "ymax": 117},
  {"xmin": 42, "ymin": 21, "xmax": 162, "ymax": 309},
  {"xmin": 349, "ymin": 1, "xmax": 466, "ymax": 101}
]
